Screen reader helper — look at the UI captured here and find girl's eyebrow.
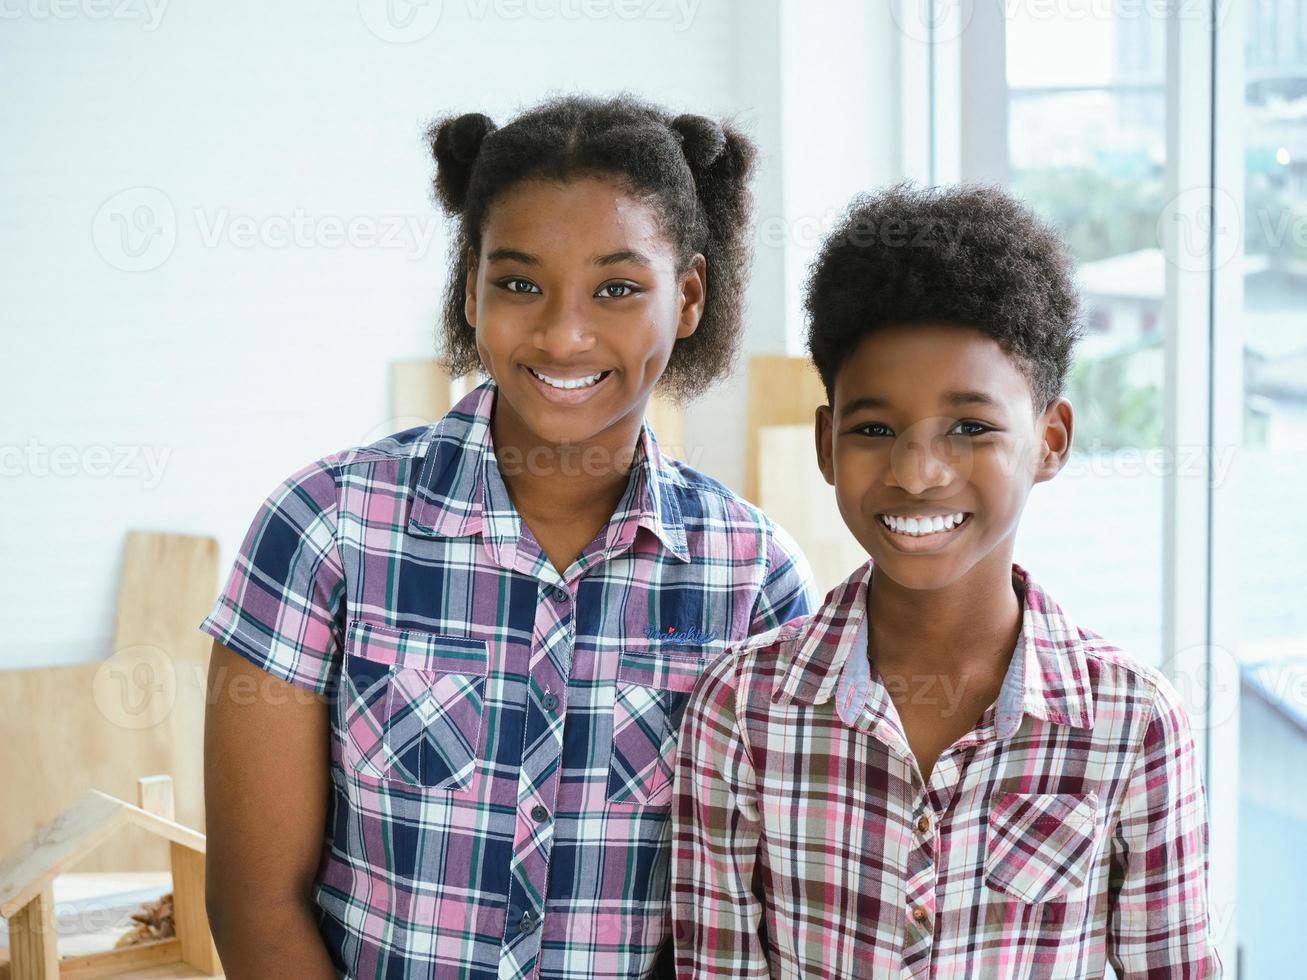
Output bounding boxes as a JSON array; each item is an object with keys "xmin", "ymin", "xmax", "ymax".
[
  {"xmin": 486, "ymin": 247, "xmax": 538, "ymax": 265},
  {"xmin": 595, "ymin": 249, "xmax": 652, "ymax": 267}
]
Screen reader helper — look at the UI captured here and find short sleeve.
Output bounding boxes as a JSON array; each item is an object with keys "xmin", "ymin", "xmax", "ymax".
[
  {"xmin": 748, "ymin": 519, "xmax": 819, "ymax": 636},
  {"xmin": 199, "ymin": 456, "xmax": 346, "ymax": 696}
]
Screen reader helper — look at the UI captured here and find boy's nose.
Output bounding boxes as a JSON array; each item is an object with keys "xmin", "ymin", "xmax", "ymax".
[{"xmin": 889, "ymin": 436, "xmax": 959, "ymax": 494}]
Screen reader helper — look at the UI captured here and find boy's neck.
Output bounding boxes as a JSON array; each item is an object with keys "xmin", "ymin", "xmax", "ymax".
[{"xmin": 866, "ymin": 550, "xmax": 1023, "ymax": 680}]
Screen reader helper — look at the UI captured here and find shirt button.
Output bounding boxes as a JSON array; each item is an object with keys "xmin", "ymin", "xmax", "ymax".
[
  {"xmin": 519, "ymin": 910, "xmax": 539, "ymax": 934},
  {"xmin": 531, "ymin": 804, "xmax": 549, "ymax": 822},
  {"xmin": 551, "ymin": 586, "xmax": 569, "ymax": 603},
  {"xmin": 917, "ymin": 814, "xmax": 931, "ymax": 834},
  {"xmin": 912, "ymin": 905, "xmax": 929, "ymax": 924},
  {"xmin": 542, "ymin": 693, "xmax": 559, "ymax": 712}
]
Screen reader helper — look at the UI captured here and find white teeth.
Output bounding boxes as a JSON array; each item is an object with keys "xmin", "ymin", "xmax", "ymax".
[
  {"xmin": 529, "ymin": 367, "xmax": 606, "ymax": 390},
  {"xmin": 879, "ymin": 512, "xmax": 969, "ymax": 536}
]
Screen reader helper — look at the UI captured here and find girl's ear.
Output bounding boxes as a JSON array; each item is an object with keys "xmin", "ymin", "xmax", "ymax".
[
  {"xmin": 464, "ymin": 248, "xmax": 480, "ymax": 328},
  {"xmin": 815, "ymin": 404, "xmax": 836, "ymax": 486},
  {"xmin": 1033, "ymin": 397, "xmax": 1073, "ymax": 484},
  {"xmin": 675, "ymin": 253, "xmax": 707, "ymax": 340}
]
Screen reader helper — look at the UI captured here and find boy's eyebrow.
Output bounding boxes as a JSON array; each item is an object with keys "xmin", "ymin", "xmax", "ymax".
[
  {"xmin": 840, "ymin": 390, "xmax": 1005, "ymax": 414},
  {"xmin": 485, "ymin": 248, "xmax": 539, "ymax": 265},
  {"xmin": 595, "ymin": 249, "xmax": 652, "ymax": 267}
]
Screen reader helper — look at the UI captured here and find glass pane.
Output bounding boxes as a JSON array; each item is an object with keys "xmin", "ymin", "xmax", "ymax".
[
  {"xmin": 1236, "ymin": 1, "xmax": 1307, "ymax": 975},
  {"xmin": 1006, "ymin": 6, "xmax": 1167, "ymax": 664}
]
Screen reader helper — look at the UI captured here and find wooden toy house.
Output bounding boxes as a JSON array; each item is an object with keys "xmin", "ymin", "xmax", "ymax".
[{"xmin": 0, "ymin": 776, "xmax": 220, "ymax": 979}]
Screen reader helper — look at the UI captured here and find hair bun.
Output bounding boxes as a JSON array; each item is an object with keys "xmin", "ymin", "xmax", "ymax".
[
  {"xmin": 670, "ymin": 113, "xmax": 727, "ymax": 172},
  {"xmin": 428, "ymin": 112, "xmax": 498, "ymax": 213}
]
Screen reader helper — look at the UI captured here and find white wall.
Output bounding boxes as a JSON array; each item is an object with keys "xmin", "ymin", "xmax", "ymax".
[{"xmin": 1, "ymin": 0, "xmax": 903, "ymax": 671}]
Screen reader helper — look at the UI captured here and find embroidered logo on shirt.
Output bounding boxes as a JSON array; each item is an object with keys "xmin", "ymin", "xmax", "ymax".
[{"xmin": 643, "ymin": 625, "xmax": 719, "ymax": 644}]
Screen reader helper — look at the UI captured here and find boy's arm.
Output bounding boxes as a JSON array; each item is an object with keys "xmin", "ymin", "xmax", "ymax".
[
  {"xmin": 749, "ymin": 520, "xmax": 819, "ymax": 635},
  {"xmin": 670, "ymin": 653, "xmax": 769, "ymax": 979},
  {"xmin": 1106, "ymin": 678, "xmax": 1223, "ymax": 977}
]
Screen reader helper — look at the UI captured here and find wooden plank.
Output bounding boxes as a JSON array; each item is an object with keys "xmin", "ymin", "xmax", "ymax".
[
  {"xmin": 757, "ymin": 424, "xmax": 869, "ymax": 598},
  {"xmin": 391, "ymin": 360, "xmax": 452, "ymax": 423},
  {"xmin": 745, "ymin": 356, "xmax": 828, "ymax": 503},
  {"xmin": 644, "ymin": 392, "xmax": 685, "ymax": 462},
  {"xmin": 135, "ymin": 778, "xmax": 174, "ymax": 822},
  {"xmin": 6, "ymin": 883, "xmax": 58, "ymax": 980},
  {"xmin": 57, "ymin": 938, "xmax": 181, "ymax": 979},
  {"xmin": 0, "ymin": 532, "xmax": 218, "ymax": 874},
  {"xmin": 167, "ymin": 846, "xmax": 219, "ymax": 975}
]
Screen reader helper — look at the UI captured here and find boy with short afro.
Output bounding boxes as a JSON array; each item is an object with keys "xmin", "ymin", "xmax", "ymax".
[{"xmin": 670, "ymin": 183, "xmax": 1222, "ymax": 978}]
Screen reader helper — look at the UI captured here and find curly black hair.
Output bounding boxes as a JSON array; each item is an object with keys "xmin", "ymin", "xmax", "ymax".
[
  {"xmin": 803, "ymin": 181, "xmax": 1083, "ymax": 413},
  {"xmin": 425, "ymin": 93, "xmax": 758, "ymax": 403}
]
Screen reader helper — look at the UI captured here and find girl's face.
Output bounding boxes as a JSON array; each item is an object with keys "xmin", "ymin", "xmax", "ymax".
[{"xmin": 466, "ymin": 176, "xmax": 705, "ymax": 450}]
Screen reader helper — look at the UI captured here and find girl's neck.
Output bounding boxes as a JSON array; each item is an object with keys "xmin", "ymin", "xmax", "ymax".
[
  {"xmin": 867, "ymin": 549, "xmax": 1022, "ymax": 679},
  {"xmin": 488, "ymin": 392, "xmax": 646, "ymax": 528}
]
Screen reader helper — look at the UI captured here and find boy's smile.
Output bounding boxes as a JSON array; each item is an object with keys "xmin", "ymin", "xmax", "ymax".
[{"xmin": 816, "ymin": 321, "xmax": 1072, "ymax": 593}]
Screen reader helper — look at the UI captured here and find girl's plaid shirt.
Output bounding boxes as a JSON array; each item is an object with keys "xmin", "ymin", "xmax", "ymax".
[
  {"xmin": 199, "ymin": 379, "xmax": 817, "ymax": 980},
  {"xmin": 670, "ymin": 558, "xmax": 1223, "ymax": 979}
]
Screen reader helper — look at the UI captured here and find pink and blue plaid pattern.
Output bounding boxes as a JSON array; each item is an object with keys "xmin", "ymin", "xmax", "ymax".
[
  {"xmin": 199, "ymin": 379, "xmax": 817, "ymax": 979},
  {"xmin": 671, "ymin": 557, "xmax": 1223, "ymax": 978}
]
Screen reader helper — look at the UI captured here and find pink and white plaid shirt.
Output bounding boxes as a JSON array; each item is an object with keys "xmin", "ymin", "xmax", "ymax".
[{"xmin": 670, "ymin": 557, "xmax": 1222, "ymax": 978}]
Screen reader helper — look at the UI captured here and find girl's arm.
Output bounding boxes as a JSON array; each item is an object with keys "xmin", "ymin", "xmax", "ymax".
[{"xmin": 204, "ymin": 640, "xmax": 339, "ymax": 979}]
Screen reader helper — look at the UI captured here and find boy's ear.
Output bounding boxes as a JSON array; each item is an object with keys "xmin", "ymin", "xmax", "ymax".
[
  {"xmin": 464, "ymin": 248, "xmax": 480, "ymax": 328},
  {"xmin": 815, "ymin": 404, "xmax": 836, "ymax": 487},
  {"xmin": 1033, "ymin": 397, "xmax": 1073, "ymax": 484},
  {"xmin": 675, "ymin": 253, "xmax": 707, "ymax": 340}
]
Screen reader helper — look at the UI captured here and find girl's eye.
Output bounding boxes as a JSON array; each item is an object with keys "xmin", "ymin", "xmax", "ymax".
[
  {"xmin": 501, "ymin": 278, "xmax": 540, "ymax": 295},
  {"xmin": 596, "ymin": 282, "xmax": 637, "ymax": 299}
]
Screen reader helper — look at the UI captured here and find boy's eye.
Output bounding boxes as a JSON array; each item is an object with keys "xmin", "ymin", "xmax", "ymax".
[
  {"xmin": 596, "ymin": 282, "xmax": 637, "ymax": 299},
  {"xmin": 854, "ymin": 423, "xmax": 893, "ymax": 437},
  {"xmin": 951, "ymin": 421, "xmax": 991, "ymax": 436},
  {"xmin": 500, "ymin": 277, "xmax": 540, "ymax": 295}
]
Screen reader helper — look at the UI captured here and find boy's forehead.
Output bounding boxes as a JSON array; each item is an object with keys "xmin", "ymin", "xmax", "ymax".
[{"xmin": 833, "ymin": 322, "xmax": 1034, "ymax": 413}]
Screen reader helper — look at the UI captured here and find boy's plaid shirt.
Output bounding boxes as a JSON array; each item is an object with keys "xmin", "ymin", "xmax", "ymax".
[
  {"xmin": 198, "ymin": 379, "xmax": 817, "ymax": 980},
  {"xmin": 670, "ymin": 557, "xmax": 1223, "ymax": 979}
]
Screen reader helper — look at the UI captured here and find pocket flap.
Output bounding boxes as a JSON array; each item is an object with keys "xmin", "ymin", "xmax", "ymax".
[
  {"xmin": 345, "ymin": 619, "xmax": 489, "ymax": 676},
  {"xmin": 616, "ymin": 647, "xmax": 710, "ymax": 692},
  {"xmin": 984, "ymin": 790, "xmax": 1099, "ymax": 903}
]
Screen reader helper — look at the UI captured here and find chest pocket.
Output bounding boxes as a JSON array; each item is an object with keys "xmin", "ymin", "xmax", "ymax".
[
  {"xmin": 341, "ymin": 619, "xmax": 489, "ymax": 792},
  {"xmin": 606, "ymin": 647, "xmax": 710, "ymax": 807},
  {"xmin": 984, "ymin": 790, "xmax": 1100, "ymax": 903}
]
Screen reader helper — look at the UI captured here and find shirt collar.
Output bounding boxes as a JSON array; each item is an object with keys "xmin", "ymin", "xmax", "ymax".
[
  {"xmin": 406, "ymin": 378, "xmax": 689, "ymax": 563},
  {"xmin": 773, "ymin": 558, "xmax": 1095, "ymax": 733}
]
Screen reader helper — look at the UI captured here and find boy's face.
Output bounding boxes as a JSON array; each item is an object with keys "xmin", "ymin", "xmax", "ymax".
[
  {"xmin": 466, "ymin": 176, "xmax": 705, "ymax": 450},
  {"xmin": 815, "ymin": 322, "xmax": 1072, "ymax": 592}
]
